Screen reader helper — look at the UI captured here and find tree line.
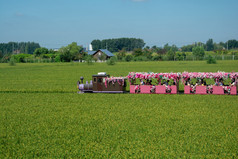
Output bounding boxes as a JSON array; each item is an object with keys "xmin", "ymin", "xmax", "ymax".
[
  {"xmin": 0, "ymin": 42, "xmax": 87, "ymax": 63},
  {"xmin": 91, "ymin": 38, "xmax": 145, "ymax": 52},
  {"xmin": 0, "ymin": 42, "xmax": 40, "ymax": 56},
  {"xmin": 1, "ymin": 38, "xmax": 238, "ymax": 63},
  {"xmin": 181, "ymin": 39, "xmax": 238, "ymax": 52}
]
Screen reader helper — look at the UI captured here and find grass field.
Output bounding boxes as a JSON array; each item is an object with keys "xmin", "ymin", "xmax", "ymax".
[{"xmin": 0, "ymin": 61, "xmax": 238, "ymax": 158}]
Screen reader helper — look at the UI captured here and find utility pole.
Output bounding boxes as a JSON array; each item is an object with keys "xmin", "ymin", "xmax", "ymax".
[{"xmin": 12, "ymin": 43, "xmax": 14, "ymax": 54}]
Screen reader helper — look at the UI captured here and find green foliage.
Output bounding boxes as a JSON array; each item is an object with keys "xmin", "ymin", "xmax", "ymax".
[
  {"xmin": 133, "ymin": 56, "xmax": 148, "ymax": 61},
  {"xmin": 0, "ymin": 54, "xmax": 11, "ymax": 63},
  {"xmin": 8, "ymin": 56, "xmax": 16, "ymax": 66},
  {"xmin": 164, "ymin": 44, "xmax": 178, "ymax": 52},
  {"xmin": 181, "ymin": 44, "xmax": 194, "ymax": 52},
  {"xmin": 192, "ymin": 46, "xmax": 205, "ymax": 60},
  {"xmin": 206, "ymin": 39, "xmax": 214, "ymax": 51},
  {"xmin": 12, "ymin": 53, "xmax": 31, "ymax": 63},
  {"xmin": 85, "ymin": 55, "xmax": 93, "ymax": 65},
  {"xmin": 91, "ymin": 39, "xmax": 101, "ymax": 51},
  {"xmin": 132, "ymin": 48, "xmax": 143, "ymax": 57},
  {"xmin": 91, "ymin": 38, "xmax": 145, "ymax": 52},
  {"xmin": 116, "ymin": 48, "xmax": 126, "ymax": 61},
  {"xmin": 207, "ymin": 55, "xmax": 217, "ymax": 64},
  {"xmin": 125, "ymin": 55, "xmax": 133, "ymax": 62},
  {"xmin": 54, "ymin": 55, "xmax": 61, "ymax": 62},
  {"xmin": 143, "ymin": 48, "xmax": 152, "ymax": 59},
  {"xmin": 175, "ymin": 52, "xmax": 186, "ymax": 61},
  {"xmin": 34, "ymin": 47, "xmax": 49, "ymax": 56},
  {"xmin": 167, "ymin": 49, "xmax": 176, "ymax": 61},
  {"xmin": 152, "ymin": 55, "xmax": 162, "ymax": 61},
  {"xmin": 0, "ymin": 50, "xmax": 3, "ymax": 59},
  {"xmin": 58, "ymin": 42, "xmax": 84, "ymax": 62},
  {"xmin": 106, "ymin": 57, "xmax": 116, "ymax": 65},
  {"xmin": 226, "ymin": 39, "xmax": 238, "ymax": 50},
  {"xmin": 93, "ymin": 56, "xmax": 98, "ymax": 62},
  {"xmin": 0, "ymin": 42, "xmax": 40, "ymax": 55}
]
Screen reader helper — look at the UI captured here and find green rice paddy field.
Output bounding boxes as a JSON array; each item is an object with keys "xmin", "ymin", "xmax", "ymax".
[{"xmin": 0, "ymin": 61, "xmax": 238, "ymax": 158}]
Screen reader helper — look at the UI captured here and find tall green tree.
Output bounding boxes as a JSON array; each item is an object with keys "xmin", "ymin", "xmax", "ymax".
[
  {"xmin": 192, "ymin": 46, "xmax": 205, "ymax": 60},
  {"xmin": 226, "ymin": 39, "xmax": 238, "ymax": 50},
  {"xmin": 167, "ymin": 49, "xmax": 175, "ymax": 61},
  {"xmin": 34, "ymin": 47, "xmax": 49, "ymax": 56},
  {"xmin": 0, "ymin": 42, "xmax": 40, "ymax": 55},
  {"xmin": 206, "ymin": 39, "xmax": 214, "ymax": 51},
  {"xmin": 91, "ymin": 38, "xmax": 145, "ymax": 52},
  {"xmin": 91, "ymin": 40, "xmax": 101, "ymax": 51},
  {"xmin": 163, "ymin": 44, "xmax": 178, "ymax": 52},
  {"xmin": 58, "ymin": 42, "xmax": 83, "ymax": 62}
]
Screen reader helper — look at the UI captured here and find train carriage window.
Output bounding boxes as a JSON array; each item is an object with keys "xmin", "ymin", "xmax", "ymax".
[
  {"xmin": 94, "ymin": 77, "xmax": 97, "ymax": 83},
  {"xmin": 98, "ymin": 78, "xmax": 102, "ymax": 83}
]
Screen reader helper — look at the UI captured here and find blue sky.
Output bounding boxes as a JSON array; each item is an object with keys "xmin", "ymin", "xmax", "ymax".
[{"xmin": 0, "ymin": 0, "xmax": 237, "ymax": 48}]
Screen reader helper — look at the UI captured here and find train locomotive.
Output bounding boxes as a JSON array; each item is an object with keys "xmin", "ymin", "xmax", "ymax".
[{"xmin": 77, "ymin": 72, "xmax": 127, "ymax": 93}]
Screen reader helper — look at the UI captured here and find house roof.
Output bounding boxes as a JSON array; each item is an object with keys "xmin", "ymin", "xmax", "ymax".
[
  {"xmin": 87, "ymin": 49, "xmax": 114, "ymax": 57},
  {"xmin": 87, "ymin": 51, "xmax": 95, "ymax": 55}
]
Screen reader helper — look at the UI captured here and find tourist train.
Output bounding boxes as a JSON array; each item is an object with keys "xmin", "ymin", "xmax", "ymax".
[{"xmin": 77, "ymin": 72, "xmax": 237, "ymax": 95}]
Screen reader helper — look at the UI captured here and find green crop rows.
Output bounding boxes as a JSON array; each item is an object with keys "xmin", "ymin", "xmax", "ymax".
[{"xmin": 0, "ymin": 61, "xmax": 238, "ymax": 158}]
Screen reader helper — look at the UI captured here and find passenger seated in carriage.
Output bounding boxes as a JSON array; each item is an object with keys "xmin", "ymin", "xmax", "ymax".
[
  {"xmin": 200, "ymin": 79, "xmax": 206, "ymax": 86},
  {"xmin": 140, "ymin": 79, "xmax": 144, "ymax": 85},
  {"xmin": 215, "ymin": 78, "xmax": 224, "ymax": 86},
  {"xmin": 219, "ymin": 79, "xmax": 224, "ymax": 86},
  {"xmin": 145, "ymin": 79, "xmax": 152, "ymax": 85},
  {"xmin": 185, "ymin": 78, "xmax": 191, "ymax": 85},
  {"xmin": 150, "ymin": 85, "xmax": 156, "ymax": 93},
  {"xmin": 163, "ymin": 79, "xmax": 169, "ymax": 86},
  {"xmin": 157, "ymin": 78, "xmax": 161, "ymax": 85},
  {"xmin": 190, "ymin": 81, "xmax": 198, "ymax": 93},
  {"xmin": 231, "ymin": 78, "xmax": 236, "ymax": 86}
]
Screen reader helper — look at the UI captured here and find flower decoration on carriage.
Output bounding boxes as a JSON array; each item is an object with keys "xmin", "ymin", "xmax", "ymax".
[
  {"xmin": 182, "ymin": 71, "xmax": 238, "ymax": 85},
  {"xmin": 104, "ymin": 76, "xmax": 126, "ymax": 88},
  {"xmin": 127, "ymin": 72, "xmax": 181, "ymax": 85}
]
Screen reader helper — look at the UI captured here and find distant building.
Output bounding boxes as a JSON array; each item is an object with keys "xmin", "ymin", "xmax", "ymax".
[
  {"xmin": 89, "ymin": 44, "xmax": 93, "ymax": 51},
  {"xmin": 87, "ymin": 49, "xmax": 114, "ymax": 61},
  {"xmin": 13, "ymin": 50, "xmax": 21, "ymax": 54}
]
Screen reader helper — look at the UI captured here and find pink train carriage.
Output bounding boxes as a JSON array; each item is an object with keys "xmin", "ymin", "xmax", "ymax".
[
  {"xmin": 127, "ymin": 72, "xmax": 180, "ymax": 94},
  {"xmin": 182, "ymin": 72, "xmax": 237, "ymax": 95}
]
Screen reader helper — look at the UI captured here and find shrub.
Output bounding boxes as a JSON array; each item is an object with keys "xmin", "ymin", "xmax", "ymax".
[
  {"xmin": 93, "ymin": 56, "xmax": 98, "ymax": 62},
  {"xmin": 132, "ymin": 48, "xmax": 143, "ymax": 57},
  {"xmin": 125, "ymin": 55, "xmax": 133, "ymax": 62},
  {"xmin": 133, "ymin": 56, "xmax": 148, "ymax": 61},
  {"xmin": 107, "ymin": 57, "xmax": 116, "ymax": 65},
  {"xmin": 13, "ymin": 53, "xmax": 31, "ymax": 63},
  {"xmin": 175, "ymin": 52, "xmax": 186, "ymax": 61},
  {"xmin": 207, "ymin": 55, "xmax": 217, "ymax": 64},
  {"xmin": 9, "ymin": 56, "xmax": 16, "ymax": 66},
  {"xmin": 1, "ymin": 54, "xmax": 11, "ymax": 63},
  {"xmin": 152, "ymin": 55, "xmax": 162, "ymax": 61},
  {"xmin": 55, "ymin": 55, "xmax": 61, "ymax": 62},
  {"xmin": 86, "ymin": 56, "xmax": 93, "ymax": 65}
]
